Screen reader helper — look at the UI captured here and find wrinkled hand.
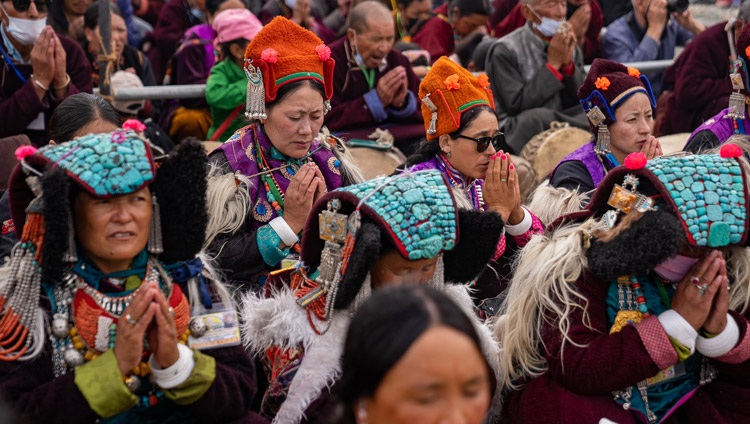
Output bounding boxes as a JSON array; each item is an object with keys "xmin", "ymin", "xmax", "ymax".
[
  {"xmin": 282, "ymin": 164, "xmax": 320, "ymax": 234},
  {"xmin": 547, "ymin": 29, "xmax": 575, "ymax": 69},
  {"xmin": 673, "ymin": 9, "xmax": 704, "ymax": 35},
  {"xmin": 114, "ymin": 284, "xmax": 158, "ymax": 375},
  {"xmin": 376, "ymin": 66, "xmax": 406, "ymax": 107},
  {"xmin": 391, "ymin": 77, "xmax": 409, "ymax": 109},
  {"xmin": 146, "ymin": 284, "xmax": 179, "ymax": 369},
  {"xmin": 568, "ymin": 2, "xmax": 591, "ymax": 42},
  {"xmin": 640, "ymin": 135, "xmax": 663, "ymax": 160},
  {"xmin": 703, "ymin": 264, "xmax": 730, "ymax": 334},
  {"xmin": 483, "ymin": 152, "xmax": 522, "ymax": 223},
  {"xmin": 671, "ymin": 250, "xmax": 726, "ymax": 330},
  {"xmin": 51, "ymin": 32, "xmax": 68, "ymax": 89},
  {"xmin": 30, "ymin": 27, "xmax": 56, "ymax": 89}
]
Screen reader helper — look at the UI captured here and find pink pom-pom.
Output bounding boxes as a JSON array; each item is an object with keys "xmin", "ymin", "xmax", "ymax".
[
  {"xmin": 15, "ymin": 145, "xmax": 37, "ymax": 161},
  {"xmin": 122, "ymin": 119, "xmax": 146, "ymax": 132},
  {"xmin": 315, "ymin": 44, "xmax": 331, "ymax": 61},
  {"xmin": 624, "ymin": 152, "xmax": 647, "ymax": 170},
  {"xmin": 720, "ymin": 143, "xmax": 743, "ymax": 158},
  {"xmin": 261, "ymin": 48, "xmax": 278, "ymax": 64}
]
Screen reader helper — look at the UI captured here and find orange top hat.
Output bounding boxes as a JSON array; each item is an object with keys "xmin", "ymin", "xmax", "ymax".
[
  {"xmin": 243, "ymin": 17, "xmax": 335, "ymax": 120},
  {"xmin": 418, "ymin": 56, "xmax": 495, "ymax": 140}
]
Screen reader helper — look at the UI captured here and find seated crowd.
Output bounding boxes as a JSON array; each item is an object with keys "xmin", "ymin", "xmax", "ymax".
[{"xmin": 1, "ymin": 0, "xmax": 750, "ymax": 423}]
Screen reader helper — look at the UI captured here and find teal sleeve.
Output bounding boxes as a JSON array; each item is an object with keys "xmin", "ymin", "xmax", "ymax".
[{"xmin": 257, "ymin": 223, "xmax": 291, "ymax": 266}]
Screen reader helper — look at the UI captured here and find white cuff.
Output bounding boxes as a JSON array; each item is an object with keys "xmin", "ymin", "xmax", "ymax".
[
  {"xmin": 149, "ymin": 344, "xmax": 195, "ymax": 389},
  {"xmin": 696, "ymin": 314, "xmax": 740, "ymax": 358},
  {"xmin": 505, "ymin": 207, "xmax": 532, "ymax": 236},
  {"xmin": 657, "ymin": 309, "xmax": 698, "ymax": 354},
  {"xmin": 269, "ymin": 217, "xmax": 299, "ymax": 246}
]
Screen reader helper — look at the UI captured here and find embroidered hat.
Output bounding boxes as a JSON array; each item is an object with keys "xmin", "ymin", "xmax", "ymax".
[
  {"xmin": 243, "ymin": 17, "xmax": 335, "ymax": 120},
  {"xmin": 578, "ymin": 59, "xmax": 656, "ymax": 132},
  {"xmin": 293, "ymin": 170, "xmax": 504, "ymax": 315},
  {"xmin": 418, "ymin": 56, "xmax": 495, "ymax": 140},
  {"xmin": 212, "ymin": 8, "xmax": 263, "ymax": 45}
]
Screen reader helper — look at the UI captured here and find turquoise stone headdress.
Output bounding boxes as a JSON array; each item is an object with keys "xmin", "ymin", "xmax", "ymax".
[
  {"xmin": 337, "ymin": 170, "xmax": 458, "ymax": 260},
  {"xmin": 647, "ymin": 154, "xmax": 747, "ymax": 247},
  {"xmin": 37, "ymin": 131, "xmax": 155, "ymax": 198}
]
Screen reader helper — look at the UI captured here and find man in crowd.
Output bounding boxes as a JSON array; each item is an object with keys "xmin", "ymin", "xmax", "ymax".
[
  {"xmin": 413, "ymin": 0, "xmax": 489, "ymax": 63},
  {"xmin": 602, "ymin": 0, "xmax": 705, "ymax": 96},
  {"xmin": 486, "ymin": 0, "xmax": 588, "ymax": 154},
  {"xmin": 327, "ymin": 0, "xmax": 424, "ymax": 154}
]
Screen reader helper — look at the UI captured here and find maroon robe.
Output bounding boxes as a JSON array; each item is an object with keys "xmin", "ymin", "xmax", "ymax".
[
  {"xmin": 661, "ymin": 22, "xmax": 732, "ymax": 135},
  {"xmin": 326, "ymin": 38, "xmax": 425, "ymax": 149},
  {"xmin": 412, "ymin": 4, "xmax": 455, "ymax": 63},
  {"xmin": 144, "ymin": 0, "xmax": 196, "ymax": 85},
  {"xmin": 0, "ymin": 34, "xmax": 92, "ymax": 147}
]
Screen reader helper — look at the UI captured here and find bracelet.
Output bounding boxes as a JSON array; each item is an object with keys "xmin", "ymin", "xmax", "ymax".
[
  {"xmin": 269, "ymin": 217, "xmax": 300, "ymax": 246},
  {"xmin": 149, "ymin": 344, "xmax": 195, "ymax": 389},
  {"xmin": 53, "ymin": 73, "xmax": 71, "ymax": 90},
  {"xmin": 30, "ymin": 75, "xmax": 48, "ymax": 91}
]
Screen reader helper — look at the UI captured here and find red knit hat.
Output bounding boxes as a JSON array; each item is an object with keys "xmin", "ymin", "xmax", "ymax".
[
  {"xmin": 578, "ymin": 59, "xmax": 656, "ymax": 132},
  {"xmin": 418, "ymin": 56, "xmax": 495, "ymax": 140},
  {"xmin": 243, "ymin": 17, "xmax": 335, "ymax": 119}
]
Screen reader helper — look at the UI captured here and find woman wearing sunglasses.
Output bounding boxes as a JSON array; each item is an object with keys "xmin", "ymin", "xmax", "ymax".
[
  {"xmin": 0, "ymin": 0, "xmax": 92, "ymax": 146},
  {"xmin": 404, "ymin": 56, "xmax": 543, "ymax": 303}
]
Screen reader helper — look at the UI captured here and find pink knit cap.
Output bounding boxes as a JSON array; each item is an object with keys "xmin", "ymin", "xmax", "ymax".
[{"xmin": 212, "ymin": 8, "xmax": 263, "ymax": 44}]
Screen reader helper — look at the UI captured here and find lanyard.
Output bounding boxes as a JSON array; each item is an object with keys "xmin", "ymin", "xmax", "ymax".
[
  {"xmin": 0, "ymin": 45, "xmax": 26, "ymax": 83},
  {"xmin": 361, "ymin": 67, "xmax": 375, "ymax": 90}
]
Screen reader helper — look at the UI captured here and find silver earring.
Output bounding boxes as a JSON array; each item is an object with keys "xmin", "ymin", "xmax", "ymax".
[
  {"xmin": 63, "ymin": 208, "xmax": 77, "ymax": 263},
  {"xmin": 444, "ymin": 150, "xmax": 451, "ymax": 158},
  {"xmin": 148, "ymin": 194, "xmax": 163, "ymax": 255}
]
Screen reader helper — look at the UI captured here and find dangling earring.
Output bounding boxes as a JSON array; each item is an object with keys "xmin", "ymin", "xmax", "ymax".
[
  {"xmin": 63, "ymin": 209, "xmax": 77, "ymax": 263},
  {"xmin": 324, "ymin": 100, "xmax": 332, "ymax": 115},
  {"xmin": 595, "ymin": 124, "xmax": 611, "ymax": 155},
  {"xmin": 356, "ymin": 400, "xmax": 369, "ymax": 424},
  {"xmin": 148, "ymin": 194, "xmax": 163, "ymax": 255},
  {"xmin": 444, "ymin": 149, "xmax": 451, "ymax": 158}
]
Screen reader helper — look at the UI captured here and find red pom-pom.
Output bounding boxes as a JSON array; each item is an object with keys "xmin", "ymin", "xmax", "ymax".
[
  {"xmin": 122, "ymin": 119, "xmax": 146, "ymax": 132},
  {"xmin": 315, "ymin": 44, "xmax": 331, "ymax": 61},
  {"xmin": 14, "ymin": 145, "xmax": 37, "ymax": 161},
  {"xmin": 720, "ymin": 143, "xmax": 743, "ymax": 158},
  {"xmin": 624, "ymin": 152, "xmax": 647, "ymax": 170},
  {"xmin": 261, "ymin": 48, "xmax": 278, "ymax": 63}
]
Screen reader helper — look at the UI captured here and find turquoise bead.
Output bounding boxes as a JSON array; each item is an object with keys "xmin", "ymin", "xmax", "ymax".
[
  {"xmin": 707, "ymin": 205, "xmax": 723, "ymax": 221},
  {"xmin": 708, "ymin": 222, "xmax": 731, "ymax": 247},
  {"xmin": 674, "ymin": 181, "xmax": 685, "ymax": 191},
  {"xmin": 691, "ymin": 182, "xmax": 704, "ymax": 192},
  {"xmin": 704, "ymin": 191, "xmax": 719, "ymax": 204}
]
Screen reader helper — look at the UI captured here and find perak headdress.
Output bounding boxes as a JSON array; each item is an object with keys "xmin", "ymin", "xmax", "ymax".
[
  {"xmin": 242, "ymin": 17, "xmax": 335, "ymax": 120},
  {"xmin": 418, "ymin": 56, "xmax": 495, "ymax": 140},
  {"xmin": 280, "ymin": 170, "xmax": 504, "ymax": 334},
  {"xmin": 1, "ymin": 126, "xmax": 208, "ymax": 361}
]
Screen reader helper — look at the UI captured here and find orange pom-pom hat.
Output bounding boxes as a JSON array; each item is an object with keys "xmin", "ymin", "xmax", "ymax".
[
  {"xmin": 578, "ymin": 59, "xmax": 656, "ymax": 132},
  {"xmin": 243, "ymin": 17, "xmax": 335, "ymax": 119},
  {"xmin": 418, "ymin": 57, "xmax": 495, "ymax": 140}
]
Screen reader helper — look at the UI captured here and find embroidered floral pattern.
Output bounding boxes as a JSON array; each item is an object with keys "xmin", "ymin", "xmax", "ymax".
[
  {"xmin": 327, "ymin": 156, "xmax": 341, "ymax": 175},
  {"xmin": 253, "ymin": 196, "xmax": 274, "ymax": 222}
]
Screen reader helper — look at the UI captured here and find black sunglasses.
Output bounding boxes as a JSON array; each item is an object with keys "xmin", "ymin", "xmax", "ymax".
[
  {"xmin": 457, "ymin": 132, "xmax": 505, "ymax": 153},
  {"xmin": 10, "ymin": 0, "xmax": 47, "ymax": 13}
]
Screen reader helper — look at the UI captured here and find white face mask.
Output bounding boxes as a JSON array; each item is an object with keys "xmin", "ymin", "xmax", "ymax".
[
  {"xmin": 0, "ymin": 5, "xmax": 46, "ymax": 46},
  {"xmin": 528, "ymin": 6, "xmax": 564, "ymax": 38}
]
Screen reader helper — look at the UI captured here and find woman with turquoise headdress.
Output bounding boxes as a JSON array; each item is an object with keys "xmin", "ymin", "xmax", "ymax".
[
  {"xmin": 205, "ymin": 17, "xmax": 361, "ymax": 291},
  {"xmin": 499, "ymin": 147, "xmax": 750, "ymax": 423},
  {"xmin": 0, "ymin": 126, "xmax": 265, "ymax": 423},
  {"xmin": 241, "ymin": 170, "xmax": 505, "ymax": 423}
]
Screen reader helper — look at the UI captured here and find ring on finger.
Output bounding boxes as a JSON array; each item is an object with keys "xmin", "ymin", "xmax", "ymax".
[
  {"xmin": 696, "ymin": 283, "xmax": 709, "ymax": 295},
  {"xmin": 125, "ymin": 313, "xmax": 138, "ymax": 325},
  {"xmin": 690, "ymin": 276, "xmax": 701, "ymax": 286},
  {"xmin": 501, "ymin": 178, "xmax": 507, "ymax": 182}
]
